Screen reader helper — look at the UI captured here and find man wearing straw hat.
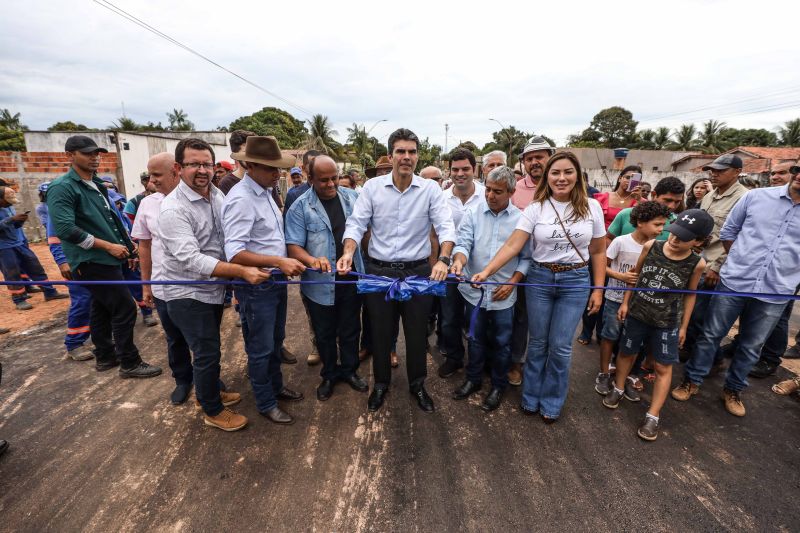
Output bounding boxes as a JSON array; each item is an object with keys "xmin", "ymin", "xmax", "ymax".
[{"xmin": 223, "ymin": 136, "xmax": 307, "ymax": 425}]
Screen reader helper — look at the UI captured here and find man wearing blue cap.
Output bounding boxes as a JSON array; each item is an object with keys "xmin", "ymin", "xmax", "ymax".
[{"xmin": 288, "ymin": 166, "xmax": 304, "ymax": 191}]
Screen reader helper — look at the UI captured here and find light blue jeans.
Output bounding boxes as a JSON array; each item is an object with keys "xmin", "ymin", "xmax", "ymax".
[
  {"xmin": 684, "ymin": 283, "xmax": 787, "ymax": 392},
  {"xmin": 522, "ymin": 265, "xmax": 590, "ymax": 418}
]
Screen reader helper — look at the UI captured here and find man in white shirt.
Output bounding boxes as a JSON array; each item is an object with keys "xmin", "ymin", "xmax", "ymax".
[
  {"xmin": 131, "ymin": 152, "xmax": 194, "ymax": 404},
  {"xmin": 438, "ymin": 148, "xmax": 485, "ymax": 379},
  {"xmin": 337, "ymin": 128, "xmax": 456, "ymax": 413}
]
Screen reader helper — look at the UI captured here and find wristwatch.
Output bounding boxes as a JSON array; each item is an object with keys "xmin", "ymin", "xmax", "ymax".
[{"xmin": 438, "ymin": 256, "xmax": 451, "ymax": 266}]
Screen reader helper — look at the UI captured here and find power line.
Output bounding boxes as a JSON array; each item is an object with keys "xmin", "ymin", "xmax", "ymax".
[{"xmin": 91, "ymin": 0, "xmax": 313, "ymax": 118}]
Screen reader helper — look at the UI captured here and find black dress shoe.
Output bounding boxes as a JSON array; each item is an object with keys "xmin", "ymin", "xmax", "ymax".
[
  {"xmin": 452, "ymin": 380, "xmax": 481, "ymax": 400},
  {"xmin": 95, "ymin": 359, "xmax": 120, "ymax": 372},
  {"xmin": 437, "ymin": 358, "xmax": 463, "ymax": 378},
  {"xmin": 411, "ymin": 386, "xmax": 435, "ymax": 413},
  {"xmin": 261, "ymin": 406, "xmax": 295, "ymax": 425},
  {"xmin": 0, "ymin": 439, "xmax": 8, "ymax": 457},
  {"xmin": 171, "ymin": 383, "xmax": 193, "ymax": 405},
  {"xmin": 481, "ymin": 388, "xmax": 503, "ymax": 411},
  {"xmin": 277, "ymin": 387, "xmax": 304, "ymax": 401},
  {"xmin": 317, "ymin": 380, "xmax": 334, "ymax": 401},
  {"xmin": 119, "ymin": 361, "xmax": 163, "ymax": 379},
  {"xmin": 280, "ymin": 346, "xmax": 297, "ymax": 365},
  {"xmin": 749, "ymin": 360, "xmax": 779, "ymax": 378},
  {"xmin": 343, "ymin": 374, "xmax": 369, "ymax": 393},
  {"xmin": 368, "ymin": 387, "xmax": 388, "ymax": 412}
]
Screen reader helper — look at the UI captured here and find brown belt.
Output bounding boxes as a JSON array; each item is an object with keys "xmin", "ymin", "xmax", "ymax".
[{"xmin": 535, "ymin": 261, "xmax": 589, "ymax": 273}]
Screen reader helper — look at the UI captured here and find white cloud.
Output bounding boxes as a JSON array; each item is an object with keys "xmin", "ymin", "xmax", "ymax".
[{"xmin": 2, "ymin": 0, "xmax": 799, "ymax": 149}]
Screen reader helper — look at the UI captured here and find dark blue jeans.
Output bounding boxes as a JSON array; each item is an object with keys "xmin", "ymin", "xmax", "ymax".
[
  {"xmin": 165, "ymin": 298, "xmax": 224, "ymax": 416},
  {"xmin": 236, "ymin": 281, "xmax": 287, "ymax": 413},
  {"xmin": 465, "ymin": 302, "xmax": 513, "ymax": 389},
  {"xmin": 439, "ymin": 281, "xmax": 466, "ymax": 363},
  {"xmin": 154, "ymin": 297, "xmax": 193, "ymax": 386},
  {"xmin": 684, "ymin": 283, "xmax": 787, "ymax": 392},
  {"xmin": 0, "ymin": 245, "xmax": 58, "ymax": 303},
  {"xmin": 304, "ymin": 283, "xmax": 361, "ymax": 381}
]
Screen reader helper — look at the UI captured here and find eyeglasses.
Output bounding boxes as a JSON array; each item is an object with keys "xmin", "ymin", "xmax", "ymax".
[{"xmin": 181, "ymin": 162, "xmax": 215, "ymax": 170}]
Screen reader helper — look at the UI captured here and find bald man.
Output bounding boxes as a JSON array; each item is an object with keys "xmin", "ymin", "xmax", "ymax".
[
  {"xmin": 769, "ymin": 161, "xmax": 794, "ymax": 187},
  {"xmin": 131, "ymin": 152, "xmax": 195, "ymax": 403},
  {"xmin": 420, "ymin": 166, "xmax": 443, "ymax": 187}
]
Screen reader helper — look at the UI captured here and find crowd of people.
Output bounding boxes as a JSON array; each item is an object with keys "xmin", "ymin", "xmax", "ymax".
[{"xmin": 0, "ymin": 128, "xmax": 798, "ymax": 456}]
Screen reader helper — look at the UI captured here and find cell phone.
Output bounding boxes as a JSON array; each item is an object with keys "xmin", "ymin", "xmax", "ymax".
[{"xmin": 627, "ymin": 173, "xmax": 642, "ymax": 192}]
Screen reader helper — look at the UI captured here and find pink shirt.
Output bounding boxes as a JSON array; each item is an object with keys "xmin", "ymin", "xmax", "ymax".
[
  {"xmin": 511, "ymin": 176, "xmax": 538, "ymax": 210},
  {"xmin": 593, "ymin": 192, "xmax": 637, "ymax": 229},
  {"xmin": 130, "ymin": 193, "xmax": 166, "ymax": 299}
]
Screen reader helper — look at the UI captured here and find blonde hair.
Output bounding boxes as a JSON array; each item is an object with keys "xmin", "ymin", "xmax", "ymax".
[{"xmin": 533, "ymin": 151, "xmax": 590, "ymax": 221}]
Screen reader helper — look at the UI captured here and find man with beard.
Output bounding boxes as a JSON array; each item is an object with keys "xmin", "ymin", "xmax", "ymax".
[
  {"xmin": 507, "ymin": 136, "xmax": 554, "ymax": 386},
  {"xmin": 47, "ymin": 135, "xmax": 161, "ymax": 378},
  {"xmin": 337, "ymin": 128, "xmax": 455, "ymax": 413}
]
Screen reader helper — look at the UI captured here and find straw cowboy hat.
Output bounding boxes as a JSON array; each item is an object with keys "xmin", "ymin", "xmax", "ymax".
[
  {"xmin": 365, "ymin": 155, "xmax": 393, "ymax": 178},
  {"xmin": 231, "ymin": 136, "xmax": 296, "ymax": 168}
]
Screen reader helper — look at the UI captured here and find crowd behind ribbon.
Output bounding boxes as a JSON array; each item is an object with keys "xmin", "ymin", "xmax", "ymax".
[{"xmin": 0, "ymin": 128, "xmax": 798, "ymax": 449}]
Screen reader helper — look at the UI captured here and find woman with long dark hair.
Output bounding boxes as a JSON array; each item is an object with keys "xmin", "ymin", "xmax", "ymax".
[
  {"xmin": 593, "ymin": 165, "xmax": 641, "ymax": 229},
  {"xmin": 472, "ymin": 152, "xmax": 606, "ymax": 422},
  {"xmin": 685, "ymin": 178, "xmax": 711, "ymax": 210}
]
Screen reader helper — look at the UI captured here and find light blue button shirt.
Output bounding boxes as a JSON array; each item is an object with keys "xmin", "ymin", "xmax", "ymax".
[
  {"xmin": 719, "ymin": 184, "xmax": 800, "ymax": 303},
  {"xmin": 453, "ymin": 199, "xmax": 530, "ymax": 310},
  {"xmin": 221, "ymin": 174, "xmax": 286, "ymax": 261},
  {"xmin": 343, "ymin": 173, "xmax": 456, "ymax": 262},
  {"xmin": 285, "ymin": 186, "xmax": 364, "ymax": 306}
]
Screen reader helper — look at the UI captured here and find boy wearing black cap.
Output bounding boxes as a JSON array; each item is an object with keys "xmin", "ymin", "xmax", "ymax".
[{"xmin": 602, "ymin": 209, "xmax": 713, "ymax": 441}]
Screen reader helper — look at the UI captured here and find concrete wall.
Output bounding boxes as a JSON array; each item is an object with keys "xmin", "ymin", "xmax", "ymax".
[{"xmin": 24, "ymin": 131, "xmax": 118, "ymax": 153}]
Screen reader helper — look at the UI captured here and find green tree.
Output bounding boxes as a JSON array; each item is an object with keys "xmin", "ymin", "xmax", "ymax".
[
  {"xmin": 719, "ymin": 128, "xmax": 777, "ymax": 148},
  {"xmin": 417, "ymin": 137, "xmax": 443, "ymax": 169},
  {"xmin": 567, "ymin": 128, "xmax": 603, "ymax": 148},
  {"xmin": 697, "ymin": 120, "xmax": 728, "ymax": 153},
  {"xmin": 653, "ymin": 127, "xmax": 672, "ymax": 150},
  {"xmin": 582, "ymin": 106, "xmax": 638, "ymax": 147},
  {"xmin": 167, "ymin": 108, "xmax": 195, "ymax": 131},
  {"xmin": 485, "ymin": 125, "xmax": 529, "ymax": 165},
  {"xmin": 108, "ymin": 117, "xmax": 141, "ymax": 131},
  {"xmin": 0, "ymin": 126, "xmax": 25, "ymax": 151},
  {"xmin": 370, "ymin": 136, "xmax": 388, "ymax": 158},
  {"xmin": 228, "ymin": 107, "xmax": 308, "ymax": 149},
  {"xmin": 346, "ymin": 123, "xmax": 373, "ymax": 168},
  {"xmin": 0, "ymin": 109, "xmax": 26, "ymax": 131},
  {"xmin": 778, "ymin": 118, "xmax": 800, "ymax": 146},
  {"xmin": 635, "ymin": 128, "xmax": 656, "ymax": 149},
  {"xmin": 304, "ymin": 114, "xmax": 341, "ymax": 157},
  {"xmin": 672, "ymin": 124, "xmax": 699, "ymax": 151},
  {"xmin": 48, "ymin": 121, "xmax": 91, "ymax": 131}
]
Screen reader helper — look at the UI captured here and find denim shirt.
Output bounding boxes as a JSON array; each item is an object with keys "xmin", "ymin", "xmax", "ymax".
[{"xmin": 285, "ymin": 186, "xmax": 364, "ymax": 305}]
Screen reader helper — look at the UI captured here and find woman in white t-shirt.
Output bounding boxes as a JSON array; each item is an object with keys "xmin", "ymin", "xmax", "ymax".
[{"xmin": 472, "ymin": 152, "xmax": 606, "ymax": 422}]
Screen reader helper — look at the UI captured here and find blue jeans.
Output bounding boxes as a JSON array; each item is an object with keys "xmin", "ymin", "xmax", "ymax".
[
  {"xmin": 165, "ymin": 298, "xmax": 224, "ymax": 416},
  {"xmin": 522, "ymin": 265, "xmax": 590, "ymax": 418},
  {"xmin": 439, "ymin": 282, "xmax": 466, "ymax": 362},
  {"xmin": 0, "ymin": 245, "xmax": 58, "ymax": 303},
  {"xmin": 465, "ymin": 303, "xmax": 513, "ymax": 389},
  {"xmin": 236, "ymin": 281, "xmax": 287, "ymax": 413},
  {"xmin": 684, "ymin": 283, "xmax": 788, "ymax": 392}
]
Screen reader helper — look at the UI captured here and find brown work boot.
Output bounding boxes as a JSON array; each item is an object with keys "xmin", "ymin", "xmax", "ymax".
[
  {"xmin": 508, "ymin": 363, "xmax": 523, "ymax": 386},
  {"xmin": 671, "ymin": 380, "xmax": 700, "ymax": 401},
  {"xmin": 203, "ymin": 408, "xmax": 248, "ymax": 432},
  {"xmin": 722, "ymin": 389, "xmax": 745, "ymax": 417},
  {"xmin": 307, "ymin": 351, "xmax": 321, "ymax": 366},
  {"xmin": 195, "ymin": 390, "xmax": 242, "ymax": 409}
]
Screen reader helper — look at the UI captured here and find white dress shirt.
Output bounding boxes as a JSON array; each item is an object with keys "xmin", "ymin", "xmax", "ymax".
[
  {"xmin": 221, "ymin": 174, "xmax": 287, "ymax": 261},
  {"xmin": 343, "ymin": 172, "xmax": 456, "ymax": 262},
  {"xmin": 130, "ymin": 192, "xmax": 166, "ymax": 300},
  {"xmin": 443, "ymin": 181, "xmax": 485, "ymax": 231}
]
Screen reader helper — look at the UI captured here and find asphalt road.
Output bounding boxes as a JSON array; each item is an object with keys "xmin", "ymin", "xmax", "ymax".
[{"xmin": 1, "ymin": 286, "xmax": 798, "ymax": 532}]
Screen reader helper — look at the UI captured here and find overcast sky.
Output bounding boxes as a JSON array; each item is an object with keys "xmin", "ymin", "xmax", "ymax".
[{"xmin": 2, "ymin": 0, "xmax": 799, "ymax": 149}]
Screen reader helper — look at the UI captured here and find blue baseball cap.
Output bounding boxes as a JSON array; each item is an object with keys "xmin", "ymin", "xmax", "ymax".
[{"xmin": 290, "ymin": 166, "xmax": 302, "ymax": 176}]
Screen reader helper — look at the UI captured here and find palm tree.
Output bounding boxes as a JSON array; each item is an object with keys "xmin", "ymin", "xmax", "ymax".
[
  {"xmin": 673, "ymin": 124, "xmax": 699, "ymax": 150},
  {"xmin": 778, "ymin": 118, "xmax": 800, "ymax": 146},
  {"xmin": 167, "ymin": 108, "xmax": 195, "ymax": 131},
  {"xmin": 491, "ymin": 126, "xmax": 528, "ymax": 166},
  {"xmin": 304, "ymin": 114, "xmax": 341, "ymax": 157},
  {"xmin": 346, "ymin": 123, "xmax": 372, "ymax": 168},
  {"xmin": 698, "ymin": 119, "xmax": 728, "ymax": 153},
  {"xmin": 637, "ymin": 129, "xmax": 656, "ymax": 149},
  {"xmin": 653, "ymin": 127, "xmax": 672, "ymax": 150},
  {"xmin": 0, "ymin": 109, "xmax": 24, "ymax": 130},
  {"xmin": 109, "ymin": 117, "xmax": 140, "ymax": 131}
]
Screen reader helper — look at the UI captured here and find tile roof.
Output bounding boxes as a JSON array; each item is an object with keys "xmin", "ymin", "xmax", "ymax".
[{"xmin": 725, "ymin": 146, "xmax": 800, "ymax": 160}]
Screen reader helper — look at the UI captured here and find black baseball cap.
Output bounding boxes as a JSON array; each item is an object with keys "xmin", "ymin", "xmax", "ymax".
[
  {"xmin": 667, "ymin": 209, "xmax": 714, "ymax": 242},
  {"xmin": 702, "ymin": 154, "xmax": 742, "ymax": 171},
  {"xmin": 64, "ymin": 135, "xmax": 108, "ymax": 154}
]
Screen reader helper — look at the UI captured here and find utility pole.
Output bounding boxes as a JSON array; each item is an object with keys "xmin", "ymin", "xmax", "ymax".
[{"xmin": 444, "ymin": 123, "xmax": 449, "ymax": 154}]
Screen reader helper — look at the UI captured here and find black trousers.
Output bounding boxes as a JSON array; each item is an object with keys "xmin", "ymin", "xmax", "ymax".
[
  {"xmin": 365, "ymin": 261, "xmax": 432, "ymax": 390},
  {"xmin": 304, "ymin": 283, "xmax": 361, "ymax": 381},
  {"xmin": 154, "ymin": 297, "xmax": 193, "ymax": 385},
  {"xmin": 73, "ymin": 262, "xmax": 140, "ymax": 369}
]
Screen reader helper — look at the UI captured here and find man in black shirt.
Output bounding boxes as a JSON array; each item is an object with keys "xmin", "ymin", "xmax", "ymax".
[{"xmin": 285, "ymin": 156, "xmax": 367, "ymax": 401}]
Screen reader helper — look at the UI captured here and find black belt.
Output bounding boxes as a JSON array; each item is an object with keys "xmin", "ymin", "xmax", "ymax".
[{"xmin": 369, "ymin": 258, "xmax": 428, "ymax": 269}]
